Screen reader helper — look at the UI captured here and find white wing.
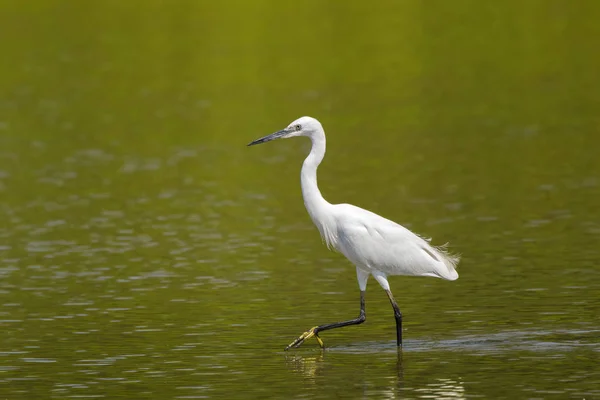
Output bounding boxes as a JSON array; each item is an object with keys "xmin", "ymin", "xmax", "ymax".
[{"xmin": 332, "ymin": 203, "xmax": 459, "ymax": 281}]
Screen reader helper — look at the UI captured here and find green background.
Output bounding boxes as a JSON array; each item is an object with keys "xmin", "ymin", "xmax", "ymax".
[{"xmin": 1, "ymin": 1, "xmax": 599, "ymax": 398}]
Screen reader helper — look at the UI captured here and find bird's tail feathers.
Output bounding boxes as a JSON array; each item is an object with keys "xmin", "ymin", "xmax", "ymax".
[{"xmin": 433, "ymin": 243, "xmax": 460, "ymax": 281}]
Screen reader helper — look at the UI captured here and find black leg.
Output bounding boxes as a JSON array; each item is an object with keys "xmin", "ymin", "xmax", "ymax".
[
  {"xmin": 385, "ymin": 289, "xmax": 403, "ymax": 347},
  {"xmin": 285, "ymin": 291, "xmax": 366, "ymax": 350}
]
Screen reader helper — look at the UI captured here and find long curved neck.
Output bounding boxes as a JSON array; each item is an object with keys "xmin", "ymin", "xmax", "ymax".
[{"xmin": 301, "ymin": 130, "xmax": 330, "ymax": 220}]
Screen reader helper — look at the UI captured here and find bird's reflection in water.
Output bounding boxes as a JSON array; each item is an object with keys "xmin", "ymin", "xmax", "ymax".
[
  {"xmin": 284, "ymin": 352, "xmax": 326, "ymax": 380},
  {"xmin": 284, "ymin": 349, "xmax": 405, "ymax": 397},
  {"xmin": 284, "ymin": 349, "xmax": 465, "ymax": 399}
]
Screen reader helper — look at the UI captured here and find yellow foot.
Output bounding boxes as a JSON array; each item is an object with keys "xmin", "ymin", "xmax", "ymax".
[{"xmin": 285, "ymin": 326, "xmax": 324, "ymax": 351}]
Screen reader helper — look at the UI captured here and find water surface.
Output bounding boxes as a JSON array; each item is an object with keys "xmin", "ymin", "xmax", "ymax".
[{"xmin": 1, "ymin": 1, "xmax": 599, "ymax": 399}]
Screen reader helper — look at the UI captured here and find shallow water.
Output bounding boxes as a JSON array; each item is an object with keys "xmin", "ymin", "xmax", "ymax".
[{"xmin": 1, "ymin": 1, "xmax": 600, "ymax": 399}]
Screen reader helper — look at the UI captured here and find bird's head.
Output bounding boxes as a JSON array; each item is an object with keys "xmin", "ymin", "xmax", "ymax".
[{"xmin": 248, "ymin": 116, "xmax": 323, "ymax": 146}]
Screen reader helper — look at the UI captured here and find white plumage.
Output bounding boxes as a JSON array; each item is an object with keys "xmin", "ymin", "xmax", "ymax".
[
  {"xmin": 329, "ymin": 203, "xmax": 459, "ymax": 282},
  {"xmin": 248, "ymin": 116, "xmax": 459, "ymax": 349}
]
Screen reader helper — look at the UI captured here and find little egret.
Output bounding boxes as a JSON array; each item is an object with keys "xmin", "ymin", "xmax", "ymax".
[{"xmin": 248, "ymin": 116, "xmax": 459, "ymax": 350}]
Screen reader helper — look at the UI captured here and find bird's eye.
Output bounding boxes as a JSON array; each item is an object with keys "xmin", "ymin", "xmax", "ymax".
[{"xmin": 295, "ymin": 124, "xmax": 302, "ymax": 131}]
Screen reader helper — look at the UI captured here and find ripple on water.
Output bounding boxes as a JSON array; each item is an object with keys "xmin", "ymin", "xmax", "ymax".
[{"xmin": 323, "ymin": 328, "xmax": 600, "ymax": 355}]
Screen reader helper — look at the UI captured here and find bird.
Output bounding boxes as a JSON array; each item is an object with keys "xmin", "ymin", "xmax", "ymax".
[{"xmin": 247, "ymin": 116, "xmax": 459, "ymax": 350}]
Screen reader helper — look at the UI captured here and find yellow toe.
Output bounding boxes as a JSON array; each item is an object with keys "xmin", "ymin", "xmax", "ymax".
[
  {"xmin": 285, "ymin": 326, "xmax": 324, "ymax": 350},
  {"xmin": 315, "ymin": 334, "xmax": 324, "ymax": 348}
]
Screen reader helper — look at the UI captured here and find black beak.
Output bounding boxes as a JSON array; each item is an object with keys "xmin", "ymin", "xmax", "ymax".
[{"xmin": 247, "ymin": 129, "xmax": 289, "ymax": 146}]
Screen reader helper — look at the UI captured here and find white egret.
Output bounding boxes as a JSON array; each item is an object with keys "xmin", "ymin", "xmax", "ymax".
[{"xmin": 248, "ymin": 116, "xmax": 459, "ymax": 350}]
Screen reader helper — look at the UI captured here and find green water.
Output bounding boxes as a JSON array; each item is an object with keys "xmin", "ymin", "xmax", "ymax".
[{"xmin": 1, "ymin": 1, "xmax": 599, "ymax": 399}]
